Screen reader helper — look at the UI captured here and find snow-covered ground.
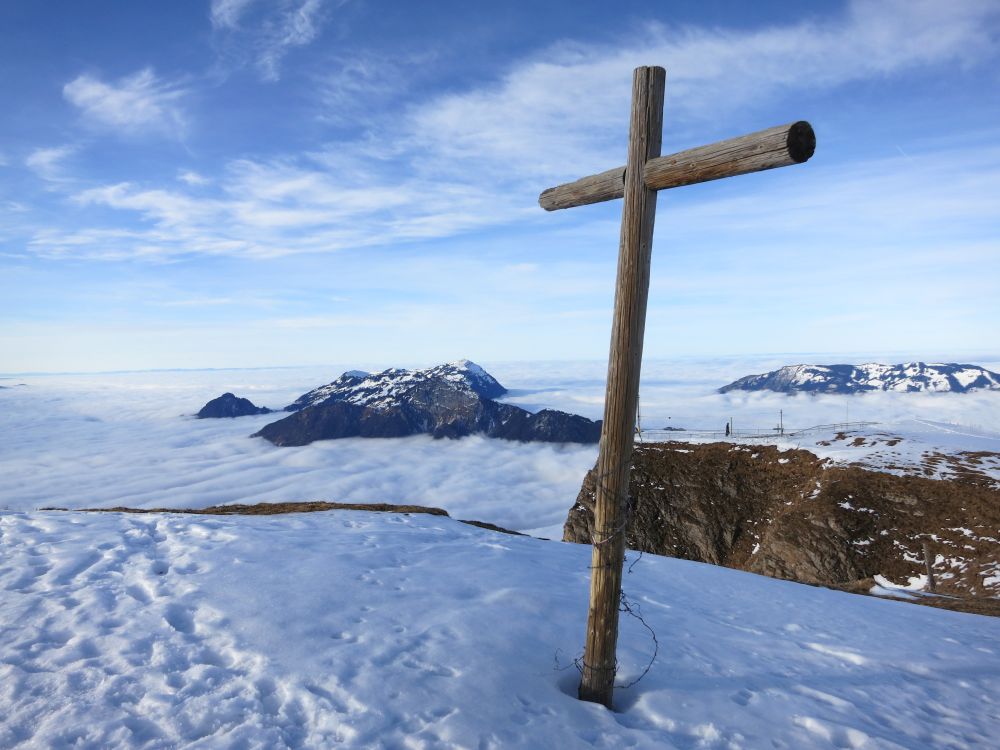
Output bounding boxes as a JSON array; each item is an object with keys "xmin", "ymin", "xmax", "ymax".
[
  {"xmin": 637, "ymin": 419, "xmax": 1000, "ymax": 490},
  {"xmin": 3, "ymin": 509, "xmax": 999, "ymax": 749},
  {"xmin": 2, "ymin": 357, "xmax": 1000, "ymax": 747}
]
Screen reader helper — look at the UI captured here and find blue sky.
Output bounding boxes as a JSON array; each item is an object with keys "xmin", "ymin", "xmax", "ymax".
[{"xmin": 1, "ymin": 0, "xmax": 999, "ymax": 373}]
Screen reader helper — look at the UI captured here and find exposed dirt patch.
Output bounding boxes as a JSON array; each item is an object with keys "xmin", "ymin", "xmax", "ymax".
[
  {"xmin": 565, "ymin": 442, "xmax": 1000, "ymax": 616},
  {"xmin": 919, "ymin": 451, "xmax": 1000, "ymax": 489}
]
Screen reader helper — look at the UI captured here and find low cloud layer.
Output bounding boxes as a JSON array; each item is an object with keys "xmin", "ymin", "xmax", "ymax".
[
  {"xmin": 2, "ymin": 358, "xmax": 998, "ymax": 535},
  {"xmin": 0, "ymin": 366, "xmax": 597, "ymax": 534}
]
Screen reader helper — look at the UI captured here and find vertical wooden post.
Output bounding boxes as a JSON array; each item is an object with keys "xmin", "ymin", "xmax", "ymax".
[{"xmin": 579, "ymin": 66, "xmax": 664, "ymax": 708}]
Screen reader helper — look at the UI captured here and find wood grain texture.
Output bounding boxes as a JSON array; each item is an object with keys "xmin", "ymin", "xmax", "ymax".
[
  {"xmin": 578, "ymin": 65, "xmax": 664, "ymax": 709},
  {"xmin": 539, "ymin": 120, "xmax": 814, "ymax": 211}
]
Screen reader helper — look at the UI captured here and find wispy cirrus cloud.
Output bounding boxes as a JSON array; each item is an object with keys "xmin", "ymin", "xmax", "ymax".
[
  {"xmin": 35, "ymin": 154, "xmax": 530, "ymax": 260},
  {"xmin": 209, "ymin": 0, "xmax": 257, "ymax": 29},
  {"xmin": 178, "ymin": 170, "xmax": 210, "ymax": 187},
  {"xmin": 210, "ymin": 0, "xmax": 332, "ymax": 82},
  {"xmin": 24, "ymin": 137, "xmax": 1000, "ymax": 268},
  {"xmin": 25, "ymin": 145, "xmax": 77, "ymax": 182},
  {"xmin": 63, "ymin": 68, "xmax": 188, "ymax": 137},
  {"xmin": 315, "ymin": 51, "xmax": 439, "ymax": 127}
]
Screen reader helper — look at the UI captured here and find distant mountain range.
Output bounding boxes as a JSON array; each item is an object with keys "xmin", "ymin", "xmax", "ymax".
[
  {"xmin": 719, "ymin": 362, "xmax": 1000, "ymax": 394},
  {"xmin": 196, "ymin": 360, "xmax": 601, "ymax": 445}
]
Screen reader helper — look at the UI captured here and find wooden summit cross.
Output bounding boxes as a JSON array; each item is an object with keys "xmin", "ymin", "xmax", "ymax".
[{"xmin": 539, "ymin": 66, "xmax": 815, "ymax": 708}]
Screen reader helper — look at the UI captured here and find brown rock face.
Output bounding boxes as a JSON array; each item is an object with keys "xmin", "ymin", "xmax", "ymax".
[{"xmin": 564, "ymin": 442, "xmax": 1000, "ymax": 598}]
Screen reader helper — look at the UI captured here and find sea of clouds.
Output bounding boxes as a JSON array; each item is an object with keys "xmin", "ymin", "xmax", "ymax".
[{"xmin": 2, "ymin": 356, "xmax": 998, "ymax": 536}]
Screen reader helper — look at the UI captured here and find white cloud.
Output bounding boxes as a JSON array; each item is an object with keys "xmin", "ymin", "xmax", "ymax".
[
  {"xmin": 212, "ymin": 0, "xmax": 331, "ymax": 82},
  {"xmin": 258, "ymin": 0, "xmax": 325, "ymax": 81},
  {"xmin": 178, "ymin": 170, "xmax": 210, "ymax": 186},
  {"xmin": 75, "ymin": 183, "xmax": 221, "ymax": 227},
  {"xmin": 25, "ymin": 145, "xmax": 77, "ymax": 181},
  {"xmin": 38, "ymin": 151, "xmax": 531, "ymax": 259},
  {"xmin": 29, "ymin": 131, "xmax": 1000, "ymax": 264},
  {"xmin": 63, "ymin": 68, "xmax": 188, "ymax": 137},
  {"xmin": 400, "ymin": 0, "xmax": 1000, "ymax": 184},
  {"xmin": 210, "ymin": 0, "xmax": 257, "ymax": 29},
  {"xmin": 317, "ymin": 56, "xmax": 404, "ymax": 125}
]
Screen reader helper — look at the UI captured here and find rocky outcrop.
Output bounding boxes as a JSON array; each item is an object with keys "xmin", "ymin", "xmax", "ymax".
[
  {"xmin": 564, "ymin": 442, "xmax": 1000, "ymax": 598},
  {"xmin": 197, "ymin": 393, "xmax": 272, "ymax": 418},
  {"xmin": 488, "ymin": 408, "xmax": 601, "ymax": 443},
  {"xmin": 719, "ymin": 362, "xmax": 1000, "ymax": 394},
  {"xmin": 254, "ymin": 361, "xmax": 600, "ymax": 446}
]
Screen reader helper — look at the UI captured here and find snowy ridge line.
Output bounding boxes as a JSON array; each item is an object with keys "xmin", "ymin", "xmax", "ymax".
[
  {"xmin": 638, "ymin": 421, "xmax": 878, "ymax": 442},
  {"xmin": 285, "ymin": 359, "xmax": 506, "ymax": 412},
  {"xmin": 910, "ymin": 418, "xmax": 1000, "ymax": 441},
  {"xmin": 720, "ymin": 362, "xmax": 1000, "ymax": 394},
  {"xmin": 635, "ymin": 421, "xmax": 1000, "ymax": 491},
  {"xmin": 38, "ymin": 500, "xmax": 528, "ymax": 537}
]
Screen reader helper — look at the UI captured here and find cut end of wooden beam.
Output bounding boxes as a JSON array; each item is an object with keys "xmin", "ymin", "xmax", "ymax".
[{"xmin": 787, "ymin": 121, "xmax": 816, "ymax": 163}]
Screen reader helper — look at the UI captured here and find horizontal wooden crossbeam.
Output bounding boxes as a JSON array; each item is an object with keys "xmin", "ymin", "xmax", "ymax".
[{"xmin": 538, "ymin": 120, "xmax": 815, "ymax": 211}]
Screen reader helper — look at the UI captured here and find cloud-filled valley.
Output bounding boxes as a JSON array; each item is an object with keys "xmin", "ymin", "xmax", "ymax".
[{"xmin": 3, "ymin": 357, "xmax": 998, "ymax": 538}]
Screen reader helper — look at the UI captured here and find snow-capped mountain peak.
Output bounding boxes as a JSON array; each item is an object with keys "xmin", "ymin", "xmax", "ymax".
[
  {"xmin": 285, "ymin": 360, "xmax": 507, "ymax": 412},
  {"xmin": 719, "ymin": 362, "xmax": 1000, "ymax": 394}
]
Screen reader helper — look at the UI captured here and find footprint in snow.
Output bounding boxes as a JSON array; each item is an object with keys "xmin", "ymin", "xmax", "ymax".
[{"xmin": 163, "ymin": 603, "xmax": 195, "ymax": 634}]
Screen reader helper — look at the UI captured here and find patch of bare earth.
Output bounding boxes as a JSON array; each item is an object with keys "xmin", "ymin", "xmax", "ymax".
[
  {"xmin": 818, "ymin": 431, "xmax": 1000, "ymax": 491},
  {"xmin": 919, "ymin": 451, "xmax": 1000, "ymax": 489}
]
